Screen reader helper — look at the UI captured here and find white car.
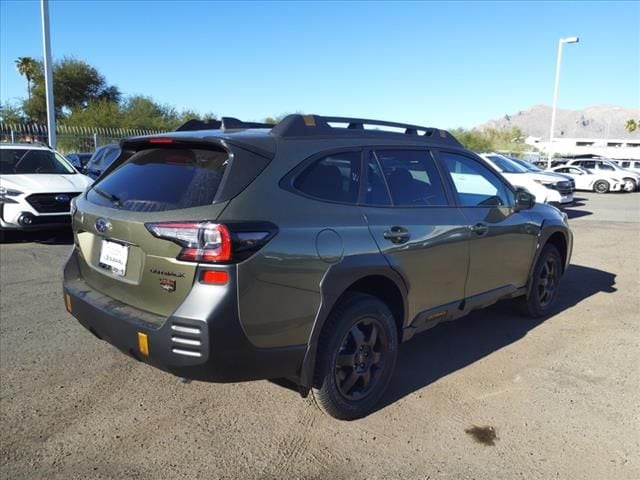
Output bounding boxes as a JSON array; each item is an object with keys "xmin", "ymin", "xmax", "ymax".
[
  {"xmin": 610, "ymin": 159, "xmax": 640, "ymax": 175},
  {"xmin": 549, "ymin": 165, "xmax": 624, "ymax": 193},
  {"xmin": 564, "ymin": 158, "xmax": 639, "ymax": 192},
  {"xmin": 0, "ymin": 144, "xmax": 93, "ymax": 231},
  {"xmin": 479, "ymin": 153, "xmax": 574, "ymax": 207}
]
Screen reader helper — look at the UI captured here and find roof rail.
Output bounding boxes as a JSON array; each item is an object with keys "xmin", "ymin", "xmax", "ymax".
[
  {"xmin": 176, "ymin": 117, "xmax": 273, "ymax": 132},
  {"xmin": 271, "ymin": 114, "xmax": 462, "ymax": 147}
]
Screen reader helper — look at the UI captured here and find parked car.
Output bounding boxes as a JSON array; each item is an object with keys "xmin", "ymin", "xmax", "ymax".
[
  {"xmin": 479, "ymin": 153, "xmax": 574, "ymax": 208},
  {"xmin": 610, "ymin": 159, "xmax": 640, "ymax": 175},
  {"xmin": 0, "ymin": 143, "xmax": 92, "ymax": 232},
  {"xmin": 84, "ymin": 144, "xmax": 121, "ymax": 180},
  {"xmin": 66, "ymin": 152, "xmax": 92, "ymax": 170},
  {"xmin": 508, "ymin": 156, "xmax": 576, "ymax": 191},
  {"xmin": 62, "ymin": 115, "xmax": 572, "ymax": 420},
  {"xmin": 564, "ymin": 158, "xmax": 639, "ymax": 192},
  {"xmin": 549, "ymin": 165, "xmax": 624, "ymax": 193}
]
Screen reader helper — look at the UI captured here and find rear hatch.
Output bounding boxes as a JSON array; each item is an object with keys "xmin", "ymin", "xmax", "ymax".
[{"xmin": 72, "ymin": 140, "xmax": 269, "ymax": 318}]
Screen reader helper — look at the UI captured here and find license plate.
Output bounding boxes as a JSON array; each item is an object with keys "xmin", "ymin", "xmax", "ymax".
[{"xmin": 99, "ymin": 240, "xmax": 128, "ymax": 276}]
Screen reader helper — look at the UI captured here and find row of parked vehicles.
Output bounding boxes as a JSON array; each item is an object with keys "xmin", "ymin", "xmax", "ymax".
[{"xmin": 1, "ymin": 140, "xmax": 638, "ymax": 234}]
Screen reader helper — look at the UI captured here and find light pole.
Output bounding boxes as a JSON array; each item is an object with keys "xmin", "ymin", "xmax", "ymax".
[
  {"xmin": 41, "ymin": 0, "xmax": 56, "ymax": 149},
  {"xmin": 548, "ymin": 36, "xmax": 579, "ymax": 168}
]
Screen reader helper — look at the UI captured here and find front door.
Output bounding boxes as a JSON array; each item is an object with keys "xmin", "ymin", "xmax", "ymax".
[{"xmin": 437, "ymin": 151, "xmax": 538, "ymax": 300}]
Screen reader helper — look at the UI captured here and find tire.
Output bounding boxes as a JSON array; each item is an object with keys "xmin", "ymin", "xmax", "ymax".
[
  {"xmin": 517, "ymin": 244, "xmax": 563, "ymax": 318},
  {"xmin": 622, "ymin": 178, "xmax": 636, "ymax": 193},
  {"xmin": 311, "ymin": 293, "xmax": 398, "ymax": 420},
  {"xmin": 593, "ymin": 180, "xmax": 609, "ymax": 194}
]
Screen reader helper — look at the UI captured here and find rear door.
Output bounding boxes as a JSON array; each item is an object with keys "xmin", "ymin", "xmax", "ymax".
[
  {"xmin": 437, "ymin": 150, "xmax": 538, "ymax": 299},
  {"xmin": 74, "ymin": 144, "xmax": 231, "ymax": 317},
  {"xmin": 361, "ymin": 149, "xmax": 469, "ymax": 324}
]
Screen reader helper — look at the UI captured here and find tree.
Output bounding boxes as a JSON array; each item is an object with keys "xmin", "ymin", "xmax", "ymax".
[
  {"xmin": 264, "ymin": 113, "xmax": 295, "ymax": 125},
  {"xmin": 625, "ymin": 119, "xmax": 638, "ymax": 133},
  {"xmin": 450, "ymin": 127, "xmax": 526, "ymax": 153},
  {"xmin": 22, "ymin": 57, "xmax": 121, "ymax": 122},
  {"xmin": 450, "ymin": 128, "xmax": 493, "ymax": 152},
  {"xmin": 64, "ymin": 100, "xmax": 124, "ymax": 129},
  {"xmin": 0, "ymin": 102, "xmax": 27, "ymax": 124},
  {"xmin": 15, "ymin": 56, "xmax": 39, "ymax": 100}
]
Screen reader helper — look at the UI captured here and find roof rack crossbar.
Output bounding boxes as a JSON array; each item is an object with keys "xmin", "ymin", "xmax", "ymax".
[{"xmin": 176, "ymin": 117, "xmax": 273, "ymax": 132}]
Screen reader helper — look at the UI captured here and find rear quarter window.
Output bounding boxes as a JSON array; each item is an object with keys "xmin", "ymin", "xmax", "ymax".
[
  {"xmin": 87, "ymin": 147, "xmax": 228, "ymax": 212},
  {"xmin": 293, "ymin": 151, "xmax": 361, "ymax": 204}
]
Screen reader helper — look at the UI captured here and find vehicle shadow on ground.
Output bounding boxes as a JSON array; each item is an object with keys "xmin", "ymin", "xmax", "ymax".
[
  {"xmin": 0, "ymin": 228, "xmax": 74, "ymax": 245},
  {"xmin": 565, "ymin": 196, "xmax": 592, "ymax": 219},
  {"xmin": 376, "ymin": 263, "xmax": 616, "ymax": 412}
]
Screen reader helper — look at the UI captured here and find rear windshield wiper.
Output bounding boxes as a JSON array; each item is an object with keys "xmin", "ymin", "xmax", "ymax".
[{"xmin": 93, "ymin": 187, "xmax": 123, "ymax": 208}]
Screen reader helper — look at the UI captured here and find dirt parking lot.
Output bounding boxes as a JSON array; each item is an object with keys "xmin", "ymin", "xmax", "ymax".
[{"xmin": 1, "ymin": 192, "xmax": 639, "ymax": 480}]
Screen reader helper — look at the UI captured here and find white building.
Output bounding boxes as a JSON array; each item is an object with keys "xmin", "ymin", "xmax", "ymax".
[{"xmin": 526, "ymin": 136, "xmax": 640, "ymax": 160}]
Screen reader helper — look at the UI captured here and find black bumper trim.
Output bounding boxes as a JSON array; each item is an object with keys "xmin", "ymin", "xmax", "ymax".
[{"xmin": 63, "ymin": 249, "xmax": 305, "ymax": 383}]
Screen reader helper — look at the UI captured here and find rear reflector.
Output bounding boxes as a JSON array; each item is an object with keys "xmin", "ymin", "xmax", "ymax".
[
  {"xmin": 137, "ymin": 332, "xmax": 149, "ymax": 356},
  {"xmin": 200, "ymin": 270, "xmax": 229, "ymax": 285},
  {"xmin": 65, "ymin": 293, "xmax": 72, "ymax": 312}
]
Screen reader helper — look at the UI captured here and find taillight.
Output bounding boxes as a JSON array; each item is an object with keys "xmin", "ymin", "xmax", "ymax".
[{"xmin": 145, "ymin": 221, "xmax": 277, "ymax": 264}]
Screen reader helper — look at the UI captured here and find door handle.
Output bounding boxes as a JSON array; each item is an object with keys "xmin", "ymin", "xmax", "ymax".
[
  {"xmin": 383, "ymin": 226, "xmax": 410, "ymax": 244},
  {"xmin": 469, "ymin": 222, "xmax": 489, "ymax": 236}
]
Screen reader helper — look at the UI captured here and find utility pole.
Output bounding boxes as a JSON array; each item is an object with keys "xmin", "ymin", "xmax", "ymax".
[{"xmin": 41, "ymin": 0, "xmax": 56, "ymax": 149}]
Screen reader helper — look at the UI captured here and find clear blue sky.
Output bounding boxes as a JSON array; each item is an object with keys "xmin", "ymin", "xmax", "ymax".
[{"xmin": 1, "ymin": 0, "xmax": 638, "ymax": 128}]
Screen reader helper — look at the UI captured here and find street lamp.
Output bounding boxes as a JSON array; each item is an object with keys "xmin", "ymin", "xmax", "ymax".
[{"xmin": 548, "ymin": 36, "xmax": 579, "ymax": 168}]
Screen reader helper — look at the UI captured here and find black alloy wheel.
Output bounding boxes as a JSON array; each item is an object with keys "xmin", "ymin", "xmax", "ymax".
[
  {"xmin": 517, "ymin": 243, "xmax": 563, "ymax": 318},
  {"xmin": 334, "ymin": 318, "xmax": 389, "ymax": 401},
  {"xmin": 312, "ymin": 293, "xmax": 398, "ymax": 420}
]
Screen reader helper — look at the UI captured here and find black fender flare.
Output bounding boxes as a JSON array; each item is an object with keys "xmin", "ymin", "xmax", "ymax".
[
  {"xmin": 297, "ymin": 253, "xmax": 408, "ymax": 389},
  {"xmin": 525, "ymin": 220, "xmax": 572, "ymax": 297}
]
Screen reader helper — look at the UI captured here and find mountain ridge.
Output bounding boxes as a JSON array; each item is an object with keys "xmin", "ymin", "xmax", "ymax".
[{"xmin": 478, "ymin": 104, "xmax": 640, "ymax": 140}]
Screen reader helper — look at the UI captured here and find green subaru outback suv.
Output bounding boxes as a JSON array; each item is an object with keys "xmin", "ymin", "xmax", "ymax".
[{"xmin": 63, "ymin": 114, "xmax": 572, "ymax": 419}]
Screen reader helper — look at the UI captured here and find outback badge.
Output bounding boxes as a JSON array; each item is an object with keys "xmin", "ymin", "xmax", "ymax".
[{"xmin": 160, "ymin": 278, "xmax": 176, "ymax": 293}]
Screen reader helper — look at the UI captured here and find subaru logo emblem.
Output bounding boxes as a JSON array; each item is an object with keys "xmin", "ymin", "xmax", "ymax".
[
  {"xmin": 55, "ymin": 194, "xmax": 70, "ymax": 202},
  {"xmin": 95, "ymin": 218, "xmax": 112, "ymax": 233}
]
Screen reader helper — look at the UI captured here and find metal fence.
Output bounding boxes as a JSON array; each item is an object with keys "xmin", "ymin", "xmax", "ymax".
[{"xmin": 0, "ymin": 123, "xmax": 167, "ymax": 154}]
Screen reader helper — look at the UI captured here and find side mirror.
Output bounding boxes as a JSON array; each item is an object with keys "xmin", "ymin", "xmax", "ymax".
[{"xmin": 514, "ymin": 188, "xmax": 535, "ymax": 211}]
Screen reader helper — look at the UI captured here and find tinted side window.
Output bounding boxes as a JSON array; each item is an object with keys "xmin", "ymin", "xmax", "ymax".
[
  {"xmin": 440, "ymin": 152, "xmax": 513, "ymax": 207},
  {"xmin": 582, "ymin": 160, "xmax": 596, "ymax": 169},
  {"xmin": 87, "ymin": 148, "xmax": 105, "ymax": 169},
  {"xmin": 102, "ymin": 148, "xmax": 120, "ymax": 169},
  {"xmin": 599, "ymin": 162, "xmax": 615, "ymax": 171},
  {"xmin": 375, "ymin": 150, "xmax": 448, "ymax": 206},
  {"xmin": 294, "ymin": 152, "xmax": 361, "ymax": 204},
  {"xmin": 364, "ymin": 152, "xmax": 391, "ymax": 205}
]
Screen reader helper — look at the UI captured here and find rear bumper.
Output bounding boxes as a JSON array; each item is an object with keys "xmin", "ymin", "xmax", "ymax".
[{"xmin": 62, "ymin": 248, "xmax": 305, "ymax": 383}]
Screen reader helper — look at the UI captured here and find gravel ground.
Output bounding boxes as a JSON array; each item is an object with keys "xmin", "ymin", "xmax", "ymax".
[{"xmin": 1, "ymin": 192, "xmax": 639, "ymax": 480}]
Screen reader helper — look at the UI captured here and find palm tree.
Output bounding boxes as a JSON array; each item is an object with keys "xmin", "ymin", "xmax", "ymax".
[
  {"xmin": 625, "ymin": 119, "xmax": 638, "ymax": 134},
  {"xmin": 15, "ymin": 57, "xmax": 39, "ymax": 101}
]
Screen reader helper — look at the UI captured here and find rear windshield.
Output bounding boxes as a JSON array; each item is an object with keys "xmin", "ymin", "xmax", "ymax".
[
  {"xmin": 0, "ymin": 148, "xmax": 76, "ymax": 174},
  {"xmin": 87, "ymin": 147, "xmax": 228, "ymax": 212}
]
